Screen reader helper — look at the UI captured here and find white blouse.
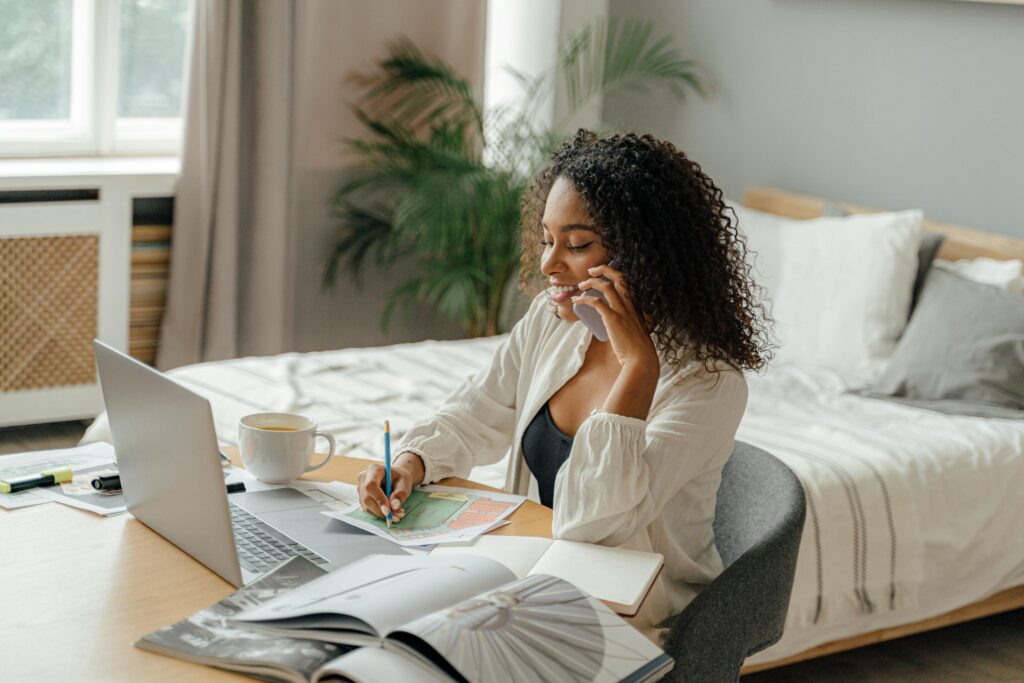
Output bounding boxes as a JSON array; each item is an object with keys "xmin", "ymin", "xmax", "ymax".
[{"xmin": 397, "ymin": 293, "xmax": 748, "ymax": 638}]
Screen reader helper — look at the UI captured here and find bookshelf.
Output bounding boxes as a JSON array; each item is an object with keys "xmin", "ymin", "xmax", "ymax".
[{"xmin": 129, "ymin": 202, "xmax": 173, "ymax": 366}]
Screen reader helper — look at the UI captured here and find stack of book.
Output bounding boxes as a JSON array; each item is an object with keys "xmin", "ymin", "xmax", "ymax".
[{"xmin": 129, "ymin": 222, "xmax": 171, "ymax": 365}]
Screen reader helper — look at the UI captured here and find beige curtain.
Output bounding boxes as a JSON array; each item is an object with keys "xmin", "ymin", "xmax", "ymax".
[
  {"xmin": 158, "ymin": 0, "xmax": 486, "ymax": 370},
  {"xmin": 158, "ymin": 0, "xmax": 294, "ymax": 369}
]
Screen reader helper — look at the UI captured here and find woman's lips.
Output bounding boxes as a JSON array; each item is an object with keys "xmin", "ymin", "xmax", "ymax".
[{"xmin": 546, "ymin": 285, "xmax": 579, "ymax": 303}]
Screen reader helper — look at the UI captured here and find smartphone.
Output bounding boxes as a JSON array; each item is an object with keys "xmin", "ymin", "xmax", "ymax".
[{"xmin": 572, "ymin": 260, "xmax": 619, "ymax": 342}]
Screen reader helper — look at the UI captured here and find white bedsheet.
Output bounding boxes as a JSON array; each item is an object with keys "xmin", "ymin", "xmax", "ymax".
[
  {"xmin": 81, "ymin": 338, "xmax": 1024, "ymax": 665},
  {"xmin": 740, "ymin": 366, "xmax": 1024, "ymax": 663}
]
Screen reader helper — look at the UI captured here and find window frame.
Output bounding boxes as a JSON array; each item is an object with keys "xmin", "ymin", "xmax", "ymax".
[{"xmin": 0, "ymin": 0, "xmax": 190, "ymax": 158}]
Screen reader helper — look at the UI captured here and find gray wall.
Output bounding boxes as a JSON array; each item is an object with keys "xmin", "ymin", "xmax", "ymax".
[{"xmin": 604, "ymin": 0, "xmax": 1024, "ymax": 237}]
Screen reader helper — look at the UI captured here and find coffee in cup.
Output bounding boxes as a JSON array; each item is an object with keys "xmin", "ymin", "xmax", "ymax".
[{"xmin": 238, "ymin": 413, "xmax": 336, "ymax": 483}]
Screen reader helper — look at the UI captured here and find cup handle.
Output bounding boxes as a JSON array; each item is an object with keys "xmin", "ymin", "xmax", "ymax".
[{"xmin": 305, "ymin": 432, "xmax": 335, "ymax": 473}]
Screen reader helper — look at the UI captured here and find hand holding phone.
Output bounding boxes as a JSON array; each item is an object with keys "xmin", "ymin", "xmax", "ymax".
[{"xmin": 572, "ymin": 260, "xmax": 618, "ymax": 342}]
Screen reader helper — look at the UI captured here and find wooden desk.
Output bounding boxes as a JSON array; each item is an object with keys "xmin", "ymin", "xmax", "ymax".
[{"xmin": 3, "ymin": 452, "xmax": 553, "ymax": 681}]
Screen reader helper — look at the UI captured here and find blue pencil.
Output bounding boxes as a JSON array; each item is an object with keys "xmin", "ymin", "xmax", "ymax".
[{"xmin": 384, "ymin": 419, "xmax": 392, "ymax": 528}]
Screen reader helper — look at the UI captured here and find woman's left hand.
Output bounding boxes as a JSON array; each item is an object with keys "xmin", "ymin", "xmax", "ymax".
[{"xmin": 573, "ymin": 264, "xmax": 660, "ymax": 373}]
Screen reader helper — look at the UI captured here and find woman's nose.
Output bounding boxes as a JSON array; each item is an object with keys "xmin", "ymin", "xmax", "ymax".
[{"xmin": 540, "ymin": 249, "xmax": 562, "ymax": 276}]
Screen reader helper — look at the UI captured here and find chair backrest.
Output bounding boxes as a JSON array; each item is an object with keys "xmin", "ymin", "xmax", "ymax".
[{"xmin": 662, "ymin": 441, "xmax": 806, "ymax": 682}]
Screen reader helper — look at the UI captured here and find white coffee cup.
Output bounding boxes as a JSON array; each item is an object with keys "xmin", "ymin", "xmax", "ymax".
[{"xmin": 238, "ymin": 413, "xmax": 336, "ymax": 484}]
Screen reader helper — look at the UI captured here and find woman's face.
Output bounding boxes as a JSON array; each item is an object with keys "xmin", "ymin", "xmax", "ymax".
[{"xmin": 539, "ymin": 176, "xmax": 610, "ymax": 322}]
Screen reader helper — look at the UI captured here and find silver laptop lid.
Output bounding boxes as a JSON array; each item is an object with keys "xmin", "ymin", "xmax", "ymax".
[{"xmin": 93, "ymin": 340, "xmax": 244, "ymax": 587}]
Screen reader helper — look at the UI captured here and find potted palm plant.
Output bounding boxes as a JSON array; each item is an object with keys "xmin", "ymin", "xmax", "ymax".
[{"xmin": 325, "ymin": 18, "xmax": 704, "ymax": 337}]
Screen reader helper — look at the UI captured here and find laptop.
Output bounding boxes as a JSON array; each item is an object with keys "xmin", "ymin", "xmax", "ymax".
[{"xmin": 93, "ymin": 340, "xmax": 407, "ymax": 587}]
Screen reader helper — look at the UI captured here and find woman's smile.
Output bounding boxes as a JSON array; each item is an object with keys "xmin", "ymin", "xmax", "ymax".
[{"xmin": 546, "ymin": 283, "xmax": 581, "ymax": 303}]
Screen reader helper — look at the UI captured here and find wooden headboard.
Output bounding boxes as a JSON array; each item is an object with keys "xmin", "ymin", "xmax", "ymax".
[{"xmin": 743, "ymin": 186, "xmax": 1024, "ymax": 262}]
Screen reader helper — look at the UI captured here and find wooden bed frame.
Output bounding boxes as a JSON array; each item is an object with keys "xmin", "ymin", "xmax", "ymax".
[{"xmin": 738, "ymin": 187, "xmax": 1024, "ymax": 675}]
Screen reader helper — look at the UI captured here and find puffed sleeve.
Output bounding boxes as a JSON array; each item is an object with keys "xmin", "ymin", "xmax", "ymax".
[
  {"xmin": 551, "ymin": 367, "xmax": 748, "ymax": 545},
  {"xmin": 396, "ymin": 294, "xmax": 546, "ymax": 484}
]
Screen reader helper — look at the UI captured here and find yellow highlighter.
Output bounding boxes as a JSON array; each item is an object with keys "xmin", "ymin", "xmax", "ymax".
[{"xmin": 0, "ymin": 467, "xmax": 74, "ymax": 494}]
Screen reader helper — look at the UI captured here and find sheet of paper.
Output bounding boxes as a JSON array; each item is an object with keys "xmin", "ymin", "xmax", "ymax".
[
  {"xmin": 296, "ymin": 480, "xmax": 361, "ymax": 510},
  {"xmin": 0, "ymin": 442, "xmax": 116, "ymax": 509},
  {"xmin": 429, "ymin": 535, "xmax": 553, "ymax": 579},
  {"xmin": 318, "ymin": 646, "xmax": 451, "ymax": 683},
  {"xmin": 33, "ymin": 463, "xmax": 128, "ymax": 516},
  {"xmin": 322, "ymin": 484, "xmax": 525, "ymax": 547},
  {"xmin": 223, "ymin": 468, "xmax": 361, "ymax": 510},
  {"xmin": 530, "ymin": 540, "xmax": 664, "ymax": 615},
  {"xmin": 235, "ymin": 554, "xmax": 515, "ymax": 640}
]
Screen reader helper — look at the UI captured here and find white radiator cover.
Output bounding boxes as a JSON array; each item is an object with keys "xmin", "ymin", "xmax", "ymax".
[{"xmin": 0, "ymin": 163, "xmax": 176, "ymax": 427}]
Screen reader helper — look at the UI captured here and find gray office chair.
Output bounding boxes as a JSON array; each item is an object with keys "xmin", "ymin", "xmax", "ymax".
[{"xmin": 661, "ymin": 441, "xmax": 806, "ymax": 682}]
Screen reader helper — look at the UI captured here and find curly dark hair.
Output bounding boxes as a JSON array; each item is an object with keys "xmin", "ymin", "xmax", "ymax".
[{"xmin": 520, "ymin": 129, "xmax": 772, "ymax": 372}]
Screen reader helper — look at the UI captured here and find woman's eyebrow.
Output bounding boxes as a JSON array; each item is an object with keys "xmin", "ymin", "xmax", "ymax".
[{"xmin": 541, "ymin": 222, "xmax": 597, "ymax": 233}]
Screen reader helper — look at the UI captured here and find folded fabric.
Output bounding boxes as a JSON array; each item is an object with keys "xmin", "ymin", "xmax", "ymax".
[
  {"xmin": 856, "ymin": 268, "xmax": 1024, "ymax": 419},
  {"xmin": 933, "ymin": 256, "xmax": 1024, "ymax": 293}
]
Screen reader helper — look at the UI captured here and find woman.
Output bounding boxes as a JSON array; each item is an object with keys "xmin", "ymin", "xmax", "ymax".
[{"xmin": 356, "ymin": 130, "xmax": 771, "ymax": 638}]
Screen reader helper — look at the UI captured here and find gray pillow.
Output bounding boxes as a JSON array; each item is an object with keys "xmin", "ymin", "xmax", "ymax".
[
  {"xmin": 856, "ymin": 267, "xmax": 1024, "ymax": 419},
  {"xmin": 911, "ymin": 232, "xmax": 945, "ymax": 312}
]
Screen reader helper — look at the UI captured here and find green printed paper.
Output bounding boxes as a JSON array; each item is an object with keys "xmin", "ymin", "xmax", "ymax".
[
  {"xmin": 340, "ymin": 487, "xmax": 517, "ymax": 545},
  {"xmin": 348, "ymin": 490, "xmax": 464, "ymax": 530}
]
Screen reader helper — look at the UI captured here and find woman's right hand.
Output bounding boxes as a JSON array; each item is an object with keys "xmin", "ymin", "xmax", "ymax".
[{"xmin": 356, "ymin": 452, "xmax": 424, "ymax": 521}]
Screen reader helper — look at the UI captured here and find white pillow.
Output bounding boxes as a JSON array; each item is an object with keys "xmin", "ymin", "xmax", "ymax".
[
  {"xmin": 933, "ymin": 257, "xmax": 1024, "ymax": 293},
  {"xmin": 734, "ymin": 206, "xmax": 923, "ymax": 385},
  {"xmin": 729, "ymin": 204, "xmax": 785, "ymax": 310},
  {"xmin": 773, "ymin": 211, "xmax": 923, "ymax": 384}
]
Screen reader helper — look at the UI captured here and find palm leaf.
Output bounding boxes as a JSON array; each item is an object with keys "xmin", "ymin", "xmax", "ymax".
[
  {"xmin": 356, "ymin": 38, "xmax": 484, "ymax": 135},
  {"xmin": 555, "ymin": 17, "xmax": 702, "ymax": 125}
]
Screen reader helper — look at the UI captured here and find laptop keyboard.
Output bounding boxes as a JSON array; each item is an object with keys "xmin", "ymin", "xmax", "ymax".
[{"xmin": 230, "ymin": 502, "xmax": 330, "ymax": 573}]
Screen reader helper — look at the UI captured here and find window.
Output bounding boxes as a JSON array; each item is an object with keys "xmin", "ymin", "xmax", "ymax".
[{"xmin": 0, "ymin": 0, "xmax": 192, "ymax": 157}]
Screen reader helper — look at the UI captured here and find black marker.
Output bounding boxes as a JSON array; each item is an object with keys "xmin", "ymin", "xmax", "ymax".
[
  {"xmin": 90, "ymin": 474, "xmax": 247, "ymax": 495},
  {"xmin": 91, "ymin": 472, "xmax": 122, "ymax": 491}
]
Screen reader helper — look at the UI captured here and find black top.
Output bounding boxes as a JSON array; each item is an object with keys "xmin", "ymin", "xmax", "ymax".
[{"xmin": 521, "ymin": 401, "xmax": 574, "ymax": 508}]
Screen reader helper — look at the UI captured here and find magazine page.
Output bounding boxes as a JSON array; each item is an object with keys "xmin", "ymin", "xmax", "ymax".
[
  {"xmin": 429, "ymin": 535, "xmax": 553, "ymax": 578},
  {"xmin": 312, "ymin": 647, "xmax": 453, "ymax": 683},
  {"xmin": 136, "ymin": 556, "xmax": 349, "ymax": 683},
  {"xmin": 386, "ymin": 574, "xmax": 674, "ymax": 683},
  {"xmin": 235, "ymin": 554, "xmax": 515, "ymax": 642}
]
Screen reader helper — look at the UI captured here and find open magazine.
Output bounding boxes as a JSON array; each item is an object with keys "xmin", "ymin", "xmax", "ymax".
[
  {"xmin": 138, "ymin": 555, "xmax": 673, "ymax": 682},
  {"xmin": 234, "ymin": 553, "xmax": 672, "ymax": 682}
]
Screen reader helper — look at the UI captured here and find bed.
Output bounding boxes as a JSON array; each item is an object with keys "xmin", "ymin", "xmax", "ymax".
[{"xmin": 81, "ymin": 187, "xmax": 1024, "ymax": 672}]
